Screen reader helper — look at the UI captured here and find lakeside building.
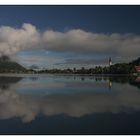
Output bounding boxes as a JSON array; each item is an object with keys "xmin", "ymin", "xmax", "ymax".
[
  {"xmin": 109, "ymin": 57, "xmax": 112, "ymax": 66},
  {"xmin": 135, "ymin": 66, "xmax": 140, "ymax": 73},
  {"xmin": 133, "ymin": 66, "xmax": 140, "ymax": 77}
]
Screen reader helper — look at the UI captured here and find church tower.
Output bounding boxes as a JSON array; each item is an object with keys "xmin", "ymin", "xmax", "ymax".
[{"xmin": 109, "ymin": 57, "xmax": 112, "ymax": 66}]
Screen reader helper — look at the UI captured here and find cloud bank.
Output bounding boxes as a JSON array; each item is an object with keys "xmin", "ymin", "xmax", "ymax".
[{"xmin": 0, "ymin": 23, "xmax": 140, "ymax": 58}]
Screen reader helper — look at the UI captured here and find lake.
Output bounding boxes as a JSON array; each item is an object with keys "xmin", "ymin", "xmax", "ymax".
[{"xmin": 0, "ymin": 74, "xmax": 140, "ymax": 134}]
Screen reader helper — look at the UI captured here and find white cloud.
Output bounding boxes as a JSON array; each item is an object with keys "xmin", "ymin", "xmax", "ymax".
[
  {"xmin": 0, "ymin": 23, "xmax": 40, "ymax": 57},
  {"xmin": 0, "ymin": 23, "xmax": 140, "ymax": 58},
  {"xmin": 43, "ymin": 30, "xmax": 140, "ymax": 57}
]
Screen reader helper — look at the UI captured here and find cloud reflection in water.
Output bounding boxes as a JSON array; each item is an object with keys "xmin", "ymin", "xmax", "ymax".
[{"xmin": 0, "ymin": 76, "xmax": 139, "ymax": 123}]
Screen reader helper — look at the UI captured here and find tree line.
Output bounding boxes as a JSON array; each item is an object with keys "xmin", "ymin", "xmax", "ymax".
[{"xmin": 37, "ymin": 57, "xmax": 140, "ymax": 74}]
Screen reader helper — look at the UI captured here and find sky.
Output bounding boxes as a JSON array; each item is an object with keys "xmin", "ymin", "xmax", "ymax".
[{"xmin": 0, "ymin": 5, "xmax": 140, "ymax": 69}]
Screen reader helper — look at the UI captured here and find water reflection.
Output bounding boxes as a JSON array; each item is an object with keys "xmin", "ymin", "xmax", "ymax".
[
  {"xmin": 0, "ymin": 75, "xmax": 139, "ymax": 123},
  {"xmin": 0, "ymin": 76, "xmax": 23, "ymax": 90}
]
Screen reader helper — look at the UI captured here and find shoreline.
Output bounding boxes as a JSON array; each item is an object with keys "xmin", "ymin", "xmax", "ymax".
[{"xmin": 0, "ymin": 73, "xmax": 136, "ymax": 77}]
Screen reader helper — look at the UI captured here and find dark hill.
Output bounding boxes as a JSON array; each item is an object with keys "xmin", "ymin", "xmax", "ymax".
[{"xmin": 0, "ymin": 56, "xmax": 26, "ymax": 73}]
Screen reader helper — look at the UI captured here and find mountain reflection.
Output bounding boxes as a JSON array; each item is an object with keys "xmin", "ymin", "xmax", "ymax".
[
  {"xmin": 0, "ymin": 76, "xmax": 23, "ymax": 90},
  {"xmin": 0, "ymin": 75, "xmax": 139, "ymax": 123}
]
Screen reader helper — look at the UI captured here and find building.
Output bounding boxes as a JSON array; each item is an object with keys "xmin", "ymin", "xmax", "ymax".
[
  {"xmin": 135, "ymin": 66, "xmax": 140, "ymax": 73},
  {"xmin": 109, "ymin": 57, "xmax": 112, "ymax": 66},
  {"xmin": 135, "ymin": 77, "xmax": 140, "ymax": 82}
]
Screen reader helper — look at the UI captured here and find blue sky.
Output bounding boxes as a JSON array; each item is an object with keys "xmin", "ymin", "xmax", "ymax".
[
  {"xmin": 1, "ymin": 6, "xmax": 140, "ymax": 33},
  {"xmin": 0, "ymin": 6, "xmax": 140, "ymax": 69}
]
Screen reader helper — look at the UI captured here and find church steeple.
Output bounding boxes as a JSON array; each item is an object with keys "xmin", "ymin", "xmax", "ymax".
[{"xmin": 109, "ymin": 57, "xmax": 112, "ymax": 66}]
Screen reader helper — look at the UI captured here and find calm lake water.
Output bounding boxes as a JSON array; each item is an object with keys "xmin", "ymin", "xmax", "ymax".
[{"xmin": 0, "ymin": 74, "xmax": 140, "ymax": 134}]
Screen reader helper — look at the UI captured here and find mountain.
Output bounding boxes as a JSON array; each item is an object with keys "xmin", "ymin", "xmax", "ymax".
[
  {"xmin": 0, "ymin": 56, "xmax": 27, "ymax": 73},
  {"xmin": 29, "ymin": 64, "xmax": 39, "ymax": 70}
]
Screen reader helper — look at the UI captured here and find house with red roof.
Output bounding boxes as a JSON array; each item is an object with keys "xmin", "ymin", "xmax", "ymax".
[{"xmin": 135, "ymin": 66, "xmax": 140, "ymax": 73}]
